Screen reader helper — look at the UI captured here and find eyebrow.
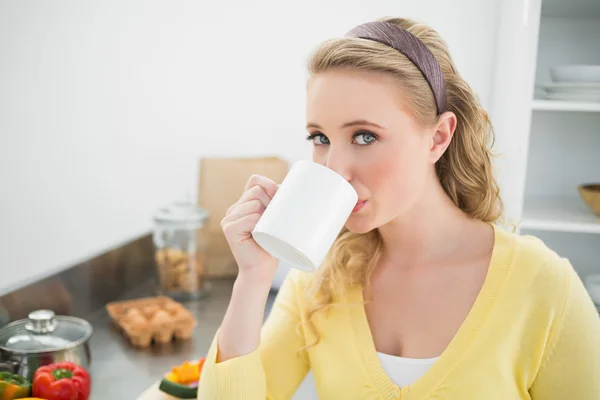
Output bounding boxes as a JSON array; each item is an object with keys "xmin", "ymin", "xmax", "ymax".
[{"xmin": 306, "ymin": 119, "xmax": 385, "ymax": 130}]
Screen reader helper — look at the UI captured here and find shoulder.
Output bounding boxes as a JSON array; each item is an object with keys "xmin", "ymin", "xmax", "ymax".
[
  {"xmin": 275, "ymin": 268, "xmax": 318, "ymax": 307},
  {"xmin": 496, "ymin": 225, "xmax": 571, "ymax": 286},
  {"xmin": 493, "ymin": 227, "xmax": 599, "ymax": 349},
  {"xmin": 495, "ymin": 225, "xmax": 580, "ymax": 313},
  {"xmin": 505, "ymin": 231, "xmax": 600, "ymax": 376},
  {"xmin": 278, "ymin": 267, "xmax": 352, "ymax": 313},
  {"xmin": 283, "ymin": 268, "xmax": 317, "ymax": 291},
  {"xmin": 492, "ymin": 225, "xmax": 574, "ymax": 312}
]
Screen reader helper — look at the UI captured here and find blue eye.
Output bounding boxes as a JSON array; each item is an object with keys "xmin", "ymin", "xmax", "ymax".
[
  {"xmin": 354, "ymin": 131, "xmax": 377, "ymax": 145},
  {"xmin": 306, "ymin": 133, "xmax": 330, "ymax": 145}
]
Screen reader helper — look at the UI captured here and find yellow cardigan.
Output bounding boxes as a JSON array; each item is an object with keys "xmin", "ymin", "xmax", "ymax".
[{"xmin": 197, "ymin": 226, "xmax": 600, "ymax": 399}]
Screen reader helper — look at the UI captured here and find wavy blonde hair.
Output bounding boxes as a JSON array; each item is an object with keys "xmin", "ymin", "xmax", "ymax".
[{"xmin": 302, "ymin": 17, "xmax": 503, "ymax": 347}]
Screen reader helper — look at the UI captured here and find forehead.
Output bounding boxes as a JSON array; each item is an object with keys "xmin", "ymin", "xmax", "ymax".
[{"xmin": 306, "ymin": 69, "xmax": 413, "ymax": 124}]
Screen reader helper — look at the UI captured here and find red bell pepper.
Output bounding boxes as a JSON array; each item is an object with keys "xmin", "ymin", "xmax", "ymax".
[{"xmin": 32, "ymin": 362, "xmax": 91, "ymax": 400}]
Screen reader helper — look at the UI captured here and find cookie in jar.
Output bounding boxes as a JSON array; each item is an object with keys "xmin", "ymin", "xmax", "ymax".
[{"xmin": 153, "ymin": 199, "xmax": 209, "ymax": 300}]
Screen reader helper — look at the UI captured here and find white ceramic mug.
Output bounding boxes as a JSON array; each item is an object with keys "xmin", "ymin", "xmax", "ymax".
[{"xmin": 252, "ymin": 160, "xmax": 358, "ymax": 272}]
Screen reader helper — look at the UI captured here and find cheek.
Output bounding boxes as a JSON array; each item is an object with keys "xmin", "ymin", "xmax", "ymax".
[
  {"xmin": 311, "ymin": 147, "xmax": 326, "ymax": 165},
  {"xmin": 361, "ymin": 139, "xmax": 430, "ymax": 205},
  {"xmin": 355, "ymin": 152, "xmax": 392, "ymax": 190}
]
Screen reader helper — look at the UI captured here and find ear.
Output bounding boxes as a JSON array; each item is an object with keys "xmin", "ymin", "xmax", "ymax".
[{"xmin": 429, "ymin": 111, "xmax": 457, "ymax": 163}]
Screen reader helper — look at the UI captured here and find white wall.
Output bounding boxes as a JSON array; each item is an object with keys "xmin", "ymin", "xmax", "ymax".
[
  {"xmin": 0, "ymin": 0, "xmax": 500, "ymax": 295},
  {"xmin": 487, "ymin": 0, "xmax": 543, "ymax": 226}
]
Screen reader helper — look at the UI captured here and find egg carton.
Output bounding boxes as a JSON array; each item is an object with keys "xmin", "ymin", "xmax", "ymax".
[{"xmin": 106, "ymin": 295, "xmax": 196, "ymax": 348}]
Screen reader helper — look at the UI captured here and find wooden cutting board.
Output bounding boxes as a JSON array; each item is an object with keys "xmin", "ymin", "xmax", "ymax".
[{"xmin": 136, "ymin": 381, "xmax": 180, "ymax": 400}]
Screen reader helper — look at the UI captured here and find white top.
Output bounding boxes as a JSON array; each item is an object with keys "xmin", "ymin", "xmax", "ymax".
[{"xmin": 377, "ymin": 352, "xmax": 440, "ymax": 388}]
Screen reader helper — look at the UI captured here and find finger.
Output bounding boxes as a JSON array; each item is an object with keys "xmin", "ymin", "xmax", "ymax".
[
  {"xmin": 222, "ymin": 199, "xmax": 265, "ymax": 223},
  {"xmin": 226, "ymin": 184, "xmax": 273, "ymax": 217},
  {"xmin": 239, "ymin": 185, "xmax": 273, "ymax": 209},
  {"xmin": 244, "ymin": 174, "xmax": 278, "ymax": 199},
  {"xmin": 222, "ymin": 212, "xmax": 262, "ymax": 238},
  {"xmin": 225, "ymin": 200, "xmax": 239, "ymax": 216}
]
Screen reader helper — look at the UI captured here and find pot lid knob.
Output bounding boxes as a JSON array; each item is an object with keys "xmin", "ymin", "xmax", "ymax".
[{"xmin": 25, "ymin": 310, "xmax": 58, "ymax": 334}]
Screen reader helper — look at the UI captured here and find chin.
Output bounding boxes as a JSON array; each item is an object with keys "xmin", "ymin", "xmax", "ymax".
[{"xmin": 345, "ymin": 215, "xmax": 377, "ymax": 234}]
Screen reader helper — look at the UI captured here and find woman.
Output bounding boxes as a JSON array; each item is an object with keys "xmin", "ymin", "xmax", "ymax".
[{"xmin": 197, "ymin": 17, "xmax": 600, "ymax": 399}]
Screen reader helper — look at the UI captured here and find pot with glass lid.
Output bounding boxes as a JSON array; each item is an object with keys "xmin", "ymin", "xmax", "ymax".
[{"xmin": 0, "ymin": 310, "xmax": 92, "ymax": 381}]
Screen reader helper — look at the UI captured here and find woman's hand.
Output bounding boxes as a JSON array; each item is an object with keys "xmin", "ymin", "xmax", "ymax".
[
  {"xmin": 221, "ymin": 174, "xmax": 279, "ymax": 284},
  {"xmin": 216, "ymin": 175, "xmax": 281, "ymax": 362}
]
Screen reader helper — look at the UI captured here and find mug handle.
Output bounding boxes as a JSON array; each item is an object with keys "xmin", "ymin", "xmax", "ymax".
[{"xmin": 0, "ymin": 360, "xmax": 20, "ymax": 373}]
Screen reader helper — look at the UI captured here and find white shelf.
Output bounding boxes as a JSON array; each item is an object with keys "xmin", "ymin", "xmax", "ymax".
[
  {"xmin": 532, "ymin": 99, "xmax": 600, "ymax": 112},
  {"xmin": 521, "ymin": 196, "xmax": 600, "ymax": 234},
  {"xmin": 542, "ymin": 0, "xmax": 600, "ymax": 18}
]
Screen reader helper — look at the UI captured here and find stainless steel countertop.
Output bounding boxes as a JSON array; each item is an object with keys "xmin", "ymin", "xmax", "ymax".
[{"xmin": 85, "ymin": 278, "xmax": 277, "ymax": 400}]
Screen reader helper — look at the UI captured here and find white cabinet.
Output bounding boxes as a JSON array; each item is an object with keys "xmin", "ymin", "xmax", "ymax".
[{"xmin": 492, "ymin": 0, "xmax": 600, "ymax": 279}]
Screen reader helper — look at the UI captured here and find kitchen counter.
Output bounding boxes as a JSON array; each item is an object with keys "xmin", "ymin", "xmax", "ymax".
[{"xmin": 85, "ymin": 278, "xmax": 277, "ymax": 400}]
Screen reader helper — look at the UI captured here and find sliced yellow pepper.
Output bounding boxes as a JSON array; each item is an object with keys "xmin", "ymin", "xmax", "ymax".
[
  {"xmin": 166, "ymin": 361, "xmax": 200, "ymax": 385},
  {"xmin": 164, "ymin": 372, "xmax": 179, "ymax": 383}
]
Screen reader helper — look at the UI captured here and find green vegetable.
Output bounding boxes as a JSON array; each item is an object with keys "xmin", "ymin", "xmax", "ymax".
[
  {"xmin": 0, "ymin": 371, "xmax": 31, "ymax": 399},
  {"xmin": 158, "ymin": 378, "xmax": 198, "ymax": 399}
]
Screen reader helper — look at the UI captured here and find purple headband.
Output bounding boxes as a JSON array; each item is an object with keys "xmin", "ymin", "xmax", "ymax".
[{"xmin": 345, "ymin": 21, "xmax": 447, "ymax": 115}]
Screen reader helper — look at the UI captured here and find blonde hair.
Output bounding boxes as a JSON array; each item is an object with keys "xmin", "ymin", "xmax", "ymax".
[{"xmin": 302, "ymin": 17, "xmax": 503, "ymax": 347}]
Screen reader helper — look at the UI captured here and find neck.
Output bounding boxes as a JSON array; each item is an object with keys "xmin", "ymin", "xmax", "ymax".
[{"xmin": 377, "ymin": 175, "xmax": 474, "ymax": 267}]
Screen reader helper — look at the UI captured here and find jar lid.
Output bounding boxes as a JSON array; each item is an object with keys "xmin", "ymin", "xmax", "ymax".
[
  {"xmin": 153, "ymin": 200, "xmax": 209, "ymax": 225},
  {"xmin": 0, "ymin": 310, "xmax": 93, "ymax": 354}
]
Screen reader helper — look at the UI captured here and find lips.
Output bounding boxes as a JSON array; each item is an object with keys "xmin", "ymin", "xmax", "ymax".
[{"xmin": 352, "ymin": 200, "xmax": 367, "ymax": 213}]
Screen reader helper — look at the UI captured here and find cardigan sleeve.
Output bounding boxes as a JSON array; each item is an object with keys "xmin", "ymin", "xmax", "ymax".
[
  {"xmin": 529, "ymin": 261, "xmax": 600, "ymax": 399},
  {"xmin": 197, "ymin": 270, "xmax": 310, "ymax": 400}
]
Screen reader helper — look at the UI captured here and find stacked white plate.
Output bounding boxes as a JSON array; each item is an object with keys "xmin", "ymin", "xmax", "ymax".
[{"xmin": 541, "ymin": 65, "xmax": 600, "ymax": 102}]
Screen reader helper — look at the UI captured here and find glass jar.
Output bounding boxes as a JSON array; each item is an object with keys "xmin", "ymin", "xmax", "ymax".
[{"xmin": 152, "ymin": 199, "xmax": 209, "ymax": 301}]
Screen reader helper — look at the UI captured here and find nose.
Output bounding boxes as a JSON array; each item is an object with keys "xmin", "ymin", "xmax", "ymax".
[{"xmin": 324, "ymin": 147, "xmax": 352, "ymax": 182}]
